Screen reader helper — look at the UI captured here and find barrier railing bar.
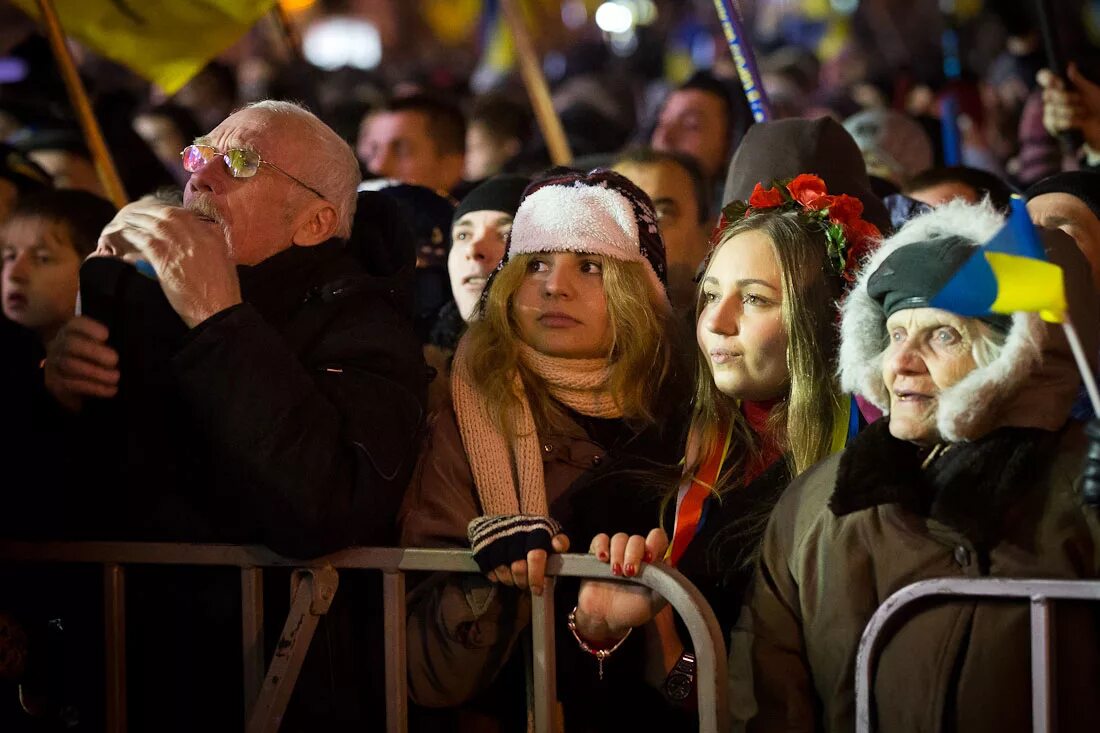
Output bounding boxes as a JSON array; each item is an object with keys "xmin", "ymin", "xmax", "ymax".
[
  {"xmin": 0, "ymin": 542, "xmax": 728, "ymax": 733},
  {"xmin": 531, "ymin": 577, "xmax": 557, "ymax": 733},
  {"xmin": 247, "ymin": 567, "xmax": 339, "ymax": 733},
  {"xmin": 241, "ymin": 567, "xmax": 265, "ymax": 716},
  {"xmin": 103, "ymin": 563, "xmax": 126, "ymax": 733},
  {"xmin": 383, "ymin": 571, "xmax": 408, "ymax": 733},
  {"xmin": 552, "ymin": 556, "xmax": 731, "ymax": 733},
  {"xmin": 856, "ymin": 577, "xmax": 1100, "ymax": 733},
  {"xmin": 1030, "ymin": 596, "xmax": 1055, "ymax": 733}
]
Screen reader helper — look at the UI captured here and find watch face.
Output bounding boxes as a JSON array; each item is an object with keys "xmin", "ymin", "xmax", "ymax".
[{"xmin": 665, "ymin": 672, "xmax": 693, "ymax": 702}]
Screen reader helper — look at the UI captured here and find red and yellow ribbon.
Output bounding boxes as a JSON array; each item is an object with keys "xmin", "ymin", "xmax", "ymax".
[{"xmin": 666, "ymin": 425, "xmax": 731, "ymax": 567}]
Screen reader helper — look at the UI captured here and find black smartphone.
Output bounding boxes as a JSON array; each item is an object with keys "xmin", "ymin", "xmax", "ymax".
[{"xmin": 78, "ymin": 257, "xmax": 187, "ymax": 400}]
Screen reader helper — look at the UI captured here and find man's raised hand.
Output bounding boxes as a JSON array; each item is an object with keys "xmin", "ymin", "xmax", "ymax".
[{"xmin": 97, "ymin": 199, "xmax": 242, "ymax": 328}]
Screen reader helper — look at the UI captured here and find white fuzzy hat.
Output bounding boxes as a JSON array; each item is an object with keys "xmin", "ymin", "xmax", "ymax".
[
  {"xmin": 504, "ymin": 169, "xmax": 669, "ymax": 304},
  {"xmin": 838, "ymin": 198, "xmax": 1096, "ymax": 442}
]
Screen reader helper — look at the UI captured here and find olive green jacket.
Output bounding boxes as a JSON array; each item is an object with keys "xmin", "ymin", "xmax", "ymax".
[{"xmin": 731, "ymin": 419, "xmax": 1100, "ymax": 733}]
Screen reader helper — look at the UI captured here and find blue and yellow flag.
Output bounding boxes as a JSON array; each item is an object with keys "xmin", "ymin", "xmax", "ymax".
[
  {"xmin": 13, "ymin": 0, "xmax": 276, "ymax": 94},
  {"xmin": 930, "ymin": 195, "xmax": 1067, "ymax": 323}
]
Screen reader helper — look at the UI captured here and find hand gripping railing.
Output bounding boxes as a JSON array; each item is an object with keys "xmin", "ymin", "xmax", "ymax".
[
  {"xmin": 855, "ymin": 577, "xmax": 1100, "ymax": 733},
  {"xmin": 0, "ymin": 541, "xmax": 729, "ymax": 733}
]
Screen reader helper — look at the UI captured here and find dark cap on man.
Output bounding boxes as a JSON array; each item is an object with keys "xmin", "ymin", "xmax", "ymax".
[
  {"xmin": 1025, "ymin": 172, "xmax": 1100, "ymax": 221},
  {"xmin": 453, "ymin": 174, "xmax": 531, "ymax": 223}
]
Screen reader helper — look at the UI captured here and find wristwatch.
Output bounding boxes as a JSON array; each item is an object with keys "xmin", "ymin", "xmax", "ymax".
[{"xmin": 663, "ymin": 650, "xmax": 696, "ymax": 703}]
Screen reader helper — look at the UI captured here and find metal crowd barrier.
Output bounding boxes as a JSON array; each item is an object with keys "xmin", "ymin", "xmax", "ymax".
[
  {"xmin": 855, "ymin": 577, "xmax": 1100, "ymax": 733},
  {"xmin": 0, "ymin": 541, "xmax": 729, "ymax": 733}
]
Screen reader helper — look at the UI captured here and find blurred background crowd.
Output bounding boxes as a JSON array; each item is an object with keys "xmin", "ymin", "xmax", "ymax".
[
  {"xmin": 2, "ymin": 0, "xmax": 1100, "ymax": 731},
  {"xmin": 0, "ymin": 0, "xmax": 1096, "ymax": 205}
]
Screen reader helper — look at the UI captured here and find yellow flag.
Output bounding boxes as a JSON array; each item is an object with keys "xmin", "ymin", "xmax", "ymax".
[
  {"xmin": 986, "ymin": 252, "xmax": 1067, "ymax": 324},
  {"xmin": 422, "ymin": 0, "xmax": 482, "ymax": 46},
  {"xmin": 13, "ymin": 0, "xmax": 276, "ymax": 94}
]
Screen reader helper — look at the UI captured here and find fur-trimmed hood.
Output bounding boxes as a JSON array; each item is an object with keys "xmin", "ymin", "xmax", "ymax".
[{"xmin": 838, "ymin": 199, "xmax": 1099, "ymax": 442}]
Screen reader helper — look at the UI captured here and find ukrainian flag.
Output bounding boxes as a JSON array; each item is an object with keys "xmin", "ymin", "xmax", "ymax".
[
  {"xmin": 481, "ymin": 0, "xmax": 515, "ymax": 74},
  {"xmin": 930, "ymin": 195, "xmax": 1067, "ymax": 323},
  {"xmin": 13, "ymin": 0, "xmax": 276, "ymax": 94}
]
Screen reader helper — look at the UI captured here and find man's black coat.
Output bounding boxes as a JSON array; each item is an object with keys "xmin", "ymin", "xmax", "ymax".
[{"xmin": 54, "ymin": 190, "xmax": 427, "ymax": 730}]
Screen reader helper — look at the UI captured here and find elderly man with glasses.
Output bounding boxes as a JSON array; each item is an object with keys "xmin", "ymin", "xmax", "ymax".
[{"xmin": 34, "ymin": 101, "xmax": 426, "ymax": 729}]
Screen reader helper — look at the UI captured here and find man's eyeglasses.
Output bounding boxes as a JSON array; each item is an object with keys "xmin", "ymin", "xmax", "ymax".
[{"xmin": 180, "ymin": 144, "xmax": 327, "ymax": 201}]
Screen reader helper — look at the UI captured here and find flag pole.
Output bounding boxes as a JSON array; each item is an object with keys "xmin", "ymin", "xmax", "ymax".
[
  {"xmin": 34, "ymin": 0, "xmax": 128, "ymax": 208},
  {"xmin": 270, "ymin": 3, "xmax": 302, "ymax": 62},
  {"xmin": 1062, "ymin": 316, "xmax": 1100, "ymax": 415},
  {"xmin": 498, "ymin": 0, "xmax": 572, "ymax": 166},
  {"xmin": 711, "ymin": 0, "xmax": 771, "ymax": 123}
]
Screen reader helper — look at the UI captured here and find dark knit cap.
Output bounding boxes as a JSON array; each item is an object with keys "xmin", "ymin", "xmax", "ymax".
[
  {"xmin": 376, "ymin": 183, "xmax": 455, "ymax": 268},
  {"xmin": 1025, "ymin": 171, "xmax": 1100, "ymax": 222},
  {"xmin": 723, "ymin": 117, "xmax": 892, "ymax": 234},
  {"xmin": 453, "ymin": 174, "xmax": 531, "ymax": 223},
  {"xmin": 866, "ymin": 236, "xmax": 1011, "ymax": 330}
]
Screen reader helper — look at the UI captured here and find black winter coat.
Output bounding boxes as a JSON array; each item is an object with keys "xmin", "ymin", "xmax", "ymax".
[
  {"xmin": 70, "ymin": 221, "xmax": 425, "ymax": 555},
  {"xmin": 49, "ymin": 191, "xmax": 427, "ymax": 731}
]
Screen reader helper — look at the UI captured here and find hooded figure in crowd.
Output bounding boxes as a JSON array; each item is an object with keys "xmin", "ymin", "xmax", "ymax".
[
  {"xmin": 731, "ymin": 199, "xmax": 1100, "ymax": 732},
  {"xmin": 722, "ymin": 117, "xmax": 892, "ymax": 235}
]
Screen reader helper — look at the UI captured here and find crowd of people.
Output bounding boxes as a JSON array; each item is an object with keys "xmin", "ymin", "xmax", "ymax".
[{"xmin": 2, "ymin": 5, "xmax": 1100, "ymax": 732}]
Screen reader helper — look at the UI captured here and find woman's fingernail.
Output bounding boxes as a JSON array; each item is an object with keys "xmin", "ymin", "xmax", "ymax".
[
  {"xmin": 598, "ymin": 551, "xmax": 609, "ymax": 562},
  {"xmin": 625, "ymin": 564, "xmax": 636, "ymax": 577},
  {"xmin": 612, "ymin": 562, "xmax": 622, "ymax": 576},
  {"xmin": 643, "ymin": 551, "xmax": 653, "ymax": 563}
]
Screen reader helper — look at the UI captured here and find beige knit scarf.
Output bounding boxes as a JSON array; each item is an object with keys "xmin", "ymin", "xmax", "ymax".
[{"xmin": 452, "ymin": 335, "xmax": 623, "ymax": 517}]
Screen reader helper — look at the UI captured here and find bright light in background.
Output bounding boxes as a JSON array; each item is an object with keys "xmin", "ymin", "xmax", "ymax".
[
  {"xmin": 609, "ymin": 30, "xmax": 639, "ymax": 57},
  {"xmin": 543, "ymin": 51, "xmax": 568, "ymax": 82},
  {"xmin": 830, "ymin": 0, "xmax": 859, "ymax": 14},
  {"xmin": 279, "ymin": 0, "xmax": 316, "ymax": 11},
  {"xmin": 595, "ymin": 2, "xmax": 634, "ymax": 34},
  {"xmin": 629, "ymin": 0, "xmax": 658, "ymax": 25},
  {"xmin": 561, "ymin": 0, "xmax": 588, "ymax": 30},
  {"xmin": 691, "ymin": 33, "xmax": 716, "ymax": 68},
  {"xmin": 302, "ymin": 17, "xmax": 382, "ymax": 70},
  {"xmin": 0, "ymin": 57, "xmax": 28, "ymax": 84}
]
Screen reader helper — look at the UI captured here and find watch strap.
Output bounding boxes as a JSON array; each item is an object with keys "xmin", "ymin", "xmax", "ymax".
[{"xmin": 663, "ymin": 650, "xmax": 696, "ymax": 703}]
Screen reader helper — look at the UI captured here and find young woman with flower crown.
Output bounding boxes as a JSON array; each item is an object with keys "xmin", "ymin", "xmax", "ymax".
[
  {"xmin": 571, "ymin": 174, "xmax": 881, "ymax": 718},
  {"xmin": 398, "ymin": 169, "xmax": 695, "ymax": 730}
]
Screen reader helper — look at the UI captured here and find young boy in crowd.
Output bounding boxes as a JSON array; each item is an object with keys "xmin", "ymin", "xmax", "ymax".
[
  {"xmin": 2, "ymin": 189, "xmax": 115, "ymax": 350},
  {"xmin": 0, "ymin": 189, "xmax": 114, "ymax": 728},
  {"xmin": 2, "ymin": 188, "xmax": 115, "ymax": 523}
]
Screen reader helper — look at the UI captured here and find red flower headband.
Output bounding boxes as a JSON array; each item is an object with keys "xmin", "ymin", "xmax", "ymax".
[{"xmin": 710, "ymin": 174, "xmax": 881, "ymax": 283}]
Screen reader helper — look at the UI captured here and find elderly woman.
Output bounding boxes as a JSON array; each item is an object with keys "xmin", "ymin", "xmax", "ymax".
[{"xmin": 732, "ymin": 200, "xmax": 1100, "ymax": 732}]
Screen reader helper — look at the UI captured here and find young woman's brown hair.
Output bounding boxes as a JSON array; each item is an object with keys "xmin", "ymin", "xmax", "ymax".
[
  {"xmin": 685, "ymin": 208, "xmax": 847, "ymax": 489},
  {"xmin": 465, "ymin": 251, "xmax": 674, "ymax": 440}
]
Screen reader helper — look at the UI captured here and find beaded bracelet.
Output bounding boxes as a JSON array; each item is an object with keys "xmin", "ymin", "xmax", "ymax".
[{"xmin": 566, "ymin": 606, "xmax": 632, "ymax": 680}]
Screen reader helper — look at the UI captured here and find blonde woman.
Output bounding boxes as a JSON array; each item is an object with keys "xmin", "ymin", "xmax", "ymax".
[
  {"xmin": 573, "ymin": 175, "xmax": 879, "ymax": 718},
  {"xmin": 400, "ymin": 169, "xmax": 690, "ymax": 730}
]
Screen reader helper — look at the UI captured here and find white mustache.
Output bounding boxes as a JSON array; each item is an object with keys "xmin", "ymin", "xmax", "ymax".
[{"xmin": 185, "ymin": 197, "xmax": 224, "ymax": 225}]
